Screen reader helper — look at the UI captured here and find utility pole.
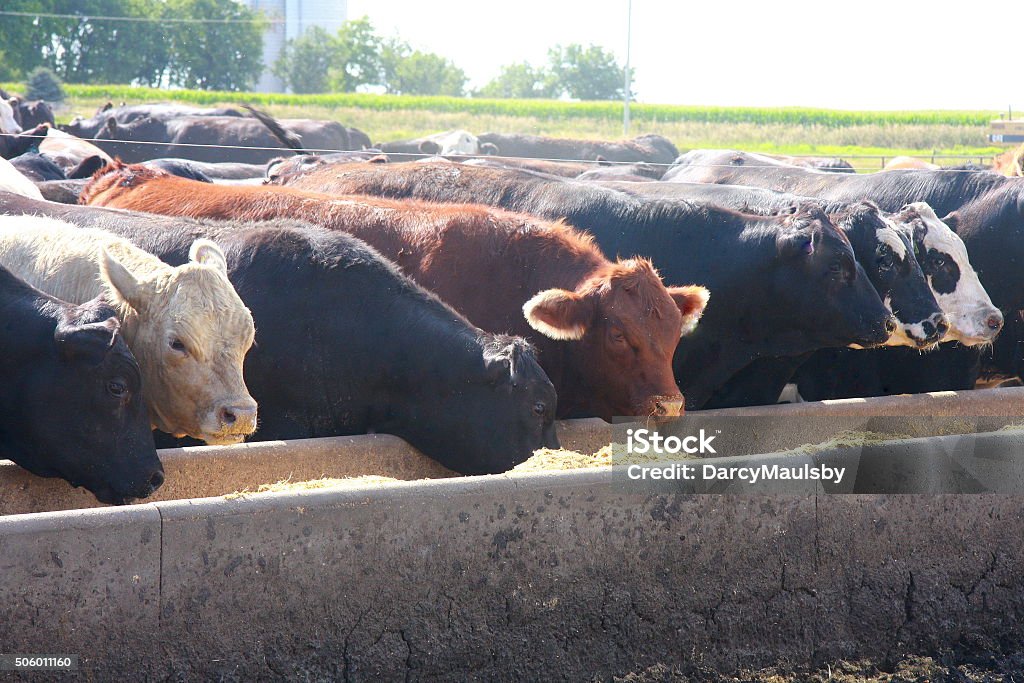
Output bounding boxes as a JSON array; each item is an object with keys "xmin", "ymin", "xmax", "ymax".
[{"xmin": 623, "ymin": 0, "xmax": 632, "ymax": 136}]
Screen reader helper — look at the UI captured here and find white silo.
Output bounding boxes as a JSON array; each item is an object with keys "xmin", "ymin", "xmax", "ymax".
[{"xmin": 244, "ymin": 0, "xmax": 348, "ymax": 93}]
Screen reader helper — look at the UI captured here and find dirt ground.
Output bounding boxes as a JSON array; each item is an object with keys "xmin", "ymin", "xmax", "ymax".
[{"xmin": 607, "ymin": 650, "xmax": 1024, "ymax": 682}]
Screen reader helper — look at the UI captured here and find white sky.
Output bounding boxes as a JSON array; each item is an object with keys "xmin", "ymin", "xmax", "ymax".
[{"xmin": 347, "ymin": 0, "xmax": 1021, "ymax": 111}]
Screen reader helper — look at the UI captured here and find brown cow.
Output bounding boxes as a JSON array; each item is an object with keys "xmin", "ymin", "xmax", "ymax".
[{"xmin": 82, "ymin": 163, "xmax": 709, "ymax": 421}]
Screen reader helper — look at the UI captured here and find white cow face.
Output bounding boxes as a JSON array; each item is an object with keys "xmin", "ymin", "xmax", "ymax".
[
  {"xmin": 434, "ymin": 129, "xmax": 480, "ymax": 155},
  {"xmin": 0, "ymin": 99, "xmax": 22, "ymax": 134},
  {"xmin": 895, "ymin": 202, "xmax": 1003, "ymax": 346}
]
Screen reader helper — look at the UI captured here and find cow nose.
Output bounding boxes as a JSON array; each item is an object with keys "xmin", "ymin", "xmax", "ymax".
[
  {"xmin": 935, "ymin": 316, "xmax": 950, "ymax": 338},
  {"xmin": 146, "ymin": 470, "xmax": 165, "ymax": 495},
  {"xmin": 987, "ymin": 311, "xmax": 1004, "ymax": 332},
  {"xmin": 652, "ymin": 396, "xmax": 684, "ymax": 418},
  {"xmin": 218, "ymin": 401, "xmax": 258, "ymax": 433},
  {"xmin": 884, "ymin": 317, "xmax": 898, "ymax": 336},
  {"xmin": 921, "ymin": 320, "xmax": 936, "ymax": 338}
]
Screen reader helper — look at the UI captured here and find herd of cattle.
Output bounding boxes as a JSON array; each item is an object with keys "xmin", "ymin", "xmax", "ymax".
[{"xmin": 0, "ymin": 96, "xmax": 1023, "ymax": 507}]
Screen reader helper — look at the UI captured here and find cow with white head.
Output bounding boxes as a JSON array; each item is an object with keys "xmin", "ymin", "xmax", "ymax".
[
  {"xmin": 0, "ymin": 216, "xmax": 258, "ymax": 444},
  {"xmin": 892, "ymin": 202, "xmax": 1002, "ymax": 346},
  {"xmin": 0, "ymin": 98, "xmax": 22, "ymax": 134}
]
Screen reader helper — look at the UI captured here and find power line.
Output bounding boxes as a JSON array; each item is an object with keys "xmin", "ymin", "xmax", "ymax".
[{"xmin": 0, "ymin": 9, "xmax": 291, "ymax": 25}]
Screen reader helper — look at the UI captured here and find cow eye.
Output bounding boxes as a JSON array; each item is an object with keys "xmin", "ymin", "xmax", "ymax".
[
  {"xmin": 932, "ymin": 255, "xmax": 946, "ymax": 268},
  {"xmin": 170, "ymin": 339, "xmax": 187, "ymax": 354},
  {"xmin": 878, "ymin": 255, "xmax": 894, "ymax": 269},
  {"xmin": 533, "ymin": 401, "xmax": 546, "ymax": 416},
  {"xmin": 829, "ymin": 262, "xmax": 843, "ymax": 274},
  {"xmin": 107, "ymin": 379, "xmax": 128, "ymax": 397},
  {"xmin": 610, "ymin": 330, "xmax": 627, "ymax": 345}
]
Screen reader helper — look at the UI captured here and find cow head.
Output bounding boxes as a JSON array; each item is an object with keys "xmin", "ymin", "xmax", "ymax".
[
  {"xmin": 406, "ymin": 335, "xmax": 559, "ymax": 474},
  {"xmin": 523, "ymin": 257, "xmax": 708, "ymax": 420},
  {"xmin": 99, "ymin": 239, "xmax": 258, "ymax": 445},
  {"xmin": 0, "ymin": 98, "xmax": 22, "ymax": 135},
  {"xmin": 835, "ymin": 202, "xmax": 946, "ymax": 349},
  {"xmin": 897, "ymin": 202, "xmax": 1002, "ymax": 346},
  {"xmin": 436, "ymin": 130, "xmax": 480, "ymax": 156},
  {"xmin": 17, "ymin": 297, "xmax": 161, "ymax": 504},
  {"xmin": 774, "ymin": 203, "xmax": 895, "ymax": 348},
  {"xmin": 17, "ymin": 99, "xmax": 55, "ymax": 129}
]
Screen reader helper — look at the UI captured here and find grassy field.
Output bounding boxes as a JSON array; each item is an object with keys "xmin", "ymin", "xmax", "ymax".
[{"xmin": 10, "ymin": 83, "xmax": 1006, "ymax": 172}]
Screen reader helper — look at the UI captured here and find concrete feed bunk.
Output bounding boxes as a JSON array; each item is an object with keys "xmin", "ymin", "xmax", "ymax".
[{"xmin": 1, "ymin": 388, "xmax": 1024, "ymax": 678}]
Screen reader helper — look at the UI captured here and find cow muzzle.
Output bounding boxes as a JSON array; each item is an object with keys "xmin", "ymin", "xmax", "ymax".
[
  {"xmin": 949, "ymin": 307, "xmax": 1004, "ymax": 346},
  {"xmin": 201, "ymin": 398, "xmax": 258, "ymax": 444},
  {"xmin": 640, "ymin": 395, "xmax": 685, "ymax": 420}
]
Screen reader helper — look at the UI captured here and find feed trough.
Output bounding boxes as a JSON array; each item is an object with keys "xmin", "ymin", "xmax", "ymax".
[{"xmin": 2, "ymin": 388, "xmax": 1024, "ymax": 679}]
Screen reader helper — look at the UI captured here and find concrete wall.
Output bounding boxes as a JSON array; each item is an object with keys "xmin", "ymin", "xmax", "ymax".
[{"xmin": 2, "ymin": 469, "xmax": 1023, "ymax": 680}]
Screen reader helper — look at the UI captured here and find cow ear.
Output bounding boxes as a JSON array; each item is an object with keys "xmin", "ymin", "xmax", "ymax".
[
  {"xmin": 941, "ymin": 211, "xmax": 960, "ymax": 234},
  {"xmin": 104, "ymin": 118, "xmax": 118, "ymax": 133},
  {"xmin": 55, "ymin": 316, "xmax": 120, "ymax": 363},
  {"xmin": 668, "ymin": 285, "xmax": 710, "ymax": 336},
  {"xmin": 188, "ymin": 239, "xmax": 228, "ymax": 275},
  {"xmin": 480, "ymin": 142, "xmax": 499, "ymax": 156},
  {"xmin": 99, "ymin": 248, "xmax": 148, "ymax": 312},
  {"xmin": 523, "ymin": 289, "xmax": 593, "ymax": 341}
]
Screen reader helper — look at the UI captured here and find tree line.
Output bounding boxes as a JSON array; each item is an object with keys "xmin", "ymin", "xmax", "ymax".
[{"xmin": 0, "ymin": 4, "xmax": 632, "ymax": 100}]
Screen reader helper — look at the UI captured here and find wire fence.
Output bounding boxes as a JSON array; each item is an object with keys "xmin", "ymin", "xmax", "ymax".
[{"xmin": 2, "ymin": 129, "xmax": 1010, "ymax": 175}]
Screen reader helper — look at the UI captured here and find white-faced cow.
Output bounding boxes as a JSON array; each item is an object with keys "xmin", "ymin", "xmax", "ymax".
[
  {"xmin": 0, "ymin": 216, "xmax": 258, "ymax": 445},
  {"xmin": 0, "ymin": 99, "xmax": 22, "ymax": 134}
]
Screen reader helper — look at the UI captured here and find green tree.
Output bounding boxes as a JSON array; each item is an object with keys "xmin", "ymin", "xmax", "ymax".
[
  {"xmin": 0, "ymin": 0, "xmax": 168, "ymax": 85},
  {"xmin": 476, "ymin": 62, "xmax": 553, "ymax": 99},
  {"xmin": 273, "ymin": 26, "xmax": 339, "ymax": 94},
  {"xmin": 163, "ymin": 0, "xmax": 266, "ymax": 91},
  {"xmin": 328, "ymin": 16, "xmax": 383, "ymax": 92},
  {"xmin": 0, "ymin": 50, "xmax": 21, "ymax": 82},
  {"xmin": 0, "ymin": 0, "xmax": 260, "ymax": 89},
  {"xmin": 25, "ymin": 66, "xmax": 64, "ymax": 101},
  {"xmin": 380, "ymin": 39, "xmax": 466, "ymax": 96},
  {"xmin": 547, "ymin": 43, "xmax": 630, "ymax": 101}
]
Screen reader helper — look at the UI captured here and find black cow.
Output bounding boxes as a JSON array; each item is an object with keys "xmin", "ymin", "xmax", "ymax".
[
  {"xmin": 145, "ymin": 158, "xmax": 268, "ymax": 181},
  {"xmin": 0, "ymin": 123, "xmax": 49, "ymax": 160},
  {"xmin": 146, "ymin": 159, "xmax": 214, "ymax": 183},
  {"xmin": 1, "ymin": 90, "xmax": 55, "ymax": 130},
  {"xmin": 65, "ymin": 103, "xmax": 245, "ymax": 139},
  {"xmin": 0, "ymin": 265, "xmax": 161, "ymax": 503},
  {"xmin": 601, "ymin": 179, "xmax": 1005, "ymax": 401},
  {"xmin": 600, "ymin": 182, "xmax": 945, "ymax": 345},
  {"xmin": 269, "ymin": 161, "xmax": 895, "ymax": 409},
  {"xmin": 665, "ymin": 159, "xmax": 1022, "ymax": 383},
  {"xmin": 84, "ymin": 115, "xmax": 352, "ymax": 164},
  {"xmin": 11, "ymin": 153, "xmax": 65, "ymax": 182},
  {"xmin": 36, "ymin": 179, "xmax": 88, "ymax": 204},
  {"xmin": 0, "ymin": 193, "xmax": 560, "ymax": 474}
]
